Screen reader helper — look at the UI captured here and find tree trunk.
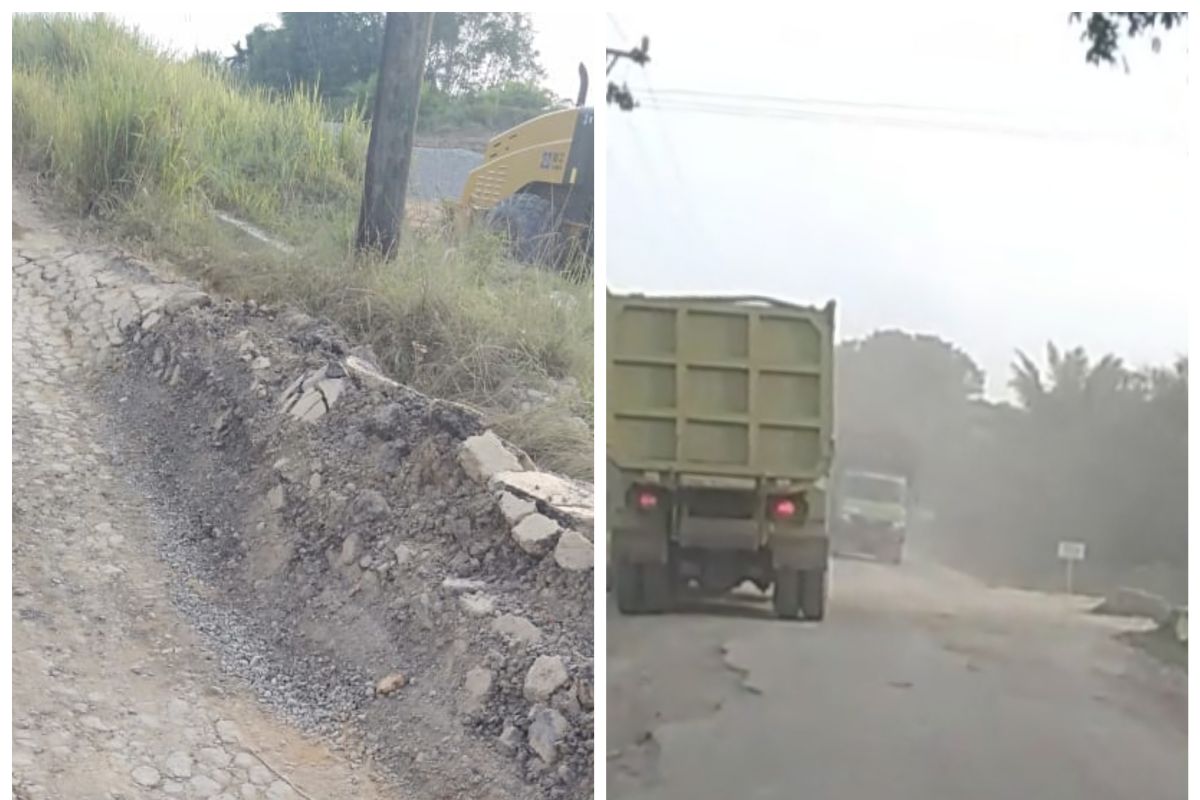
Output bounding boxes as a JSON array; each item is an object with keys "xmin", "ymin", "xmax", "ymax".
[{"xmin": 355, "ymin": 13, "xmax": 433, "ymax": 257}]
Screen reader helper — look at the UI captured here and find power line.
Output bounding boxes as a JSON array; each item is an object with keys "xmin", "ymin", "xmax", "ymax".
[
  {"xmin": 651, "ymin": 87, "xmax": 1002, "ymax": 120},
  {"xmin": 650, "ymin": 87, "xmax": 1176, "ymax": 141},
  {"xmin": 640, "ymin": 95, "xmax": 1176, "ymax": 144},
  {"xmin": 638, "ymin": 79, "xmax": 729, "ymax": 263},
  {"xmin": 605, "ymin": 16, "xmax": 729, "ymax": 264}
]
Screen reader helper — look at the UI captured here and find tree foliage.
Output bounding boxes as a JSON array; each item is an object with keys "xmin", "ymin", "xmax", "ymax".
[
  {"xmin": 1070, "ymin": 12, "xmax": 1187, "ymax": 66},
  {"xmin": 230, "ymin": 13, "xmax": 547, "ymax": 113},
  {"xmin": 835, "ymin": 331, "xmax": 1187, "ymax": 600},
  {"xmin": 426, "ymin": 13, "xmax": 545, "ymax": 95},
  {"xmin": 836, "ymin": 330, "xmax": 984, "ymax": 487}
]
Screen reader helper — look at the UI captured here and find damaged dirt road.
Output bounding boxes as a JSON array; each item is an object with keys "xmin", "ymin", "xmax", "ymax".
[
  {"xmin": 607, "ymin": 556, "xmax": 1186, "ymax": 800},
  {"xmin": 12, "ymin": 185, "xmax": 594, "ymax": 799},
  {"xmin": 12, "ymin": 216, "xmax": 395, "ymax": 799}
]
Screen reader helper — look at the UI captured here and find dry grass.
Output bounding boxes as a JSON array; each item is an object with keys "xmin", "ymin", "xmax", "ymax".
[{"xmin": 12, "ymin": 13, "xmax": 593, "ymax": 479}]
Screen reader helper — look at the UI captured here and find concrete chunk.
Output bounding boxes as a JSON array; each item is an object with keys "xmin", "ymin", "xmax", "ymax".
[
  {"xmin": 498, "ymin": 491, "xmax": 537, "ymax": 526},
  {"xmin": 553, "ymin": 530, "xmax": 593, "ymax": 571},
  {"xmin": 512, "ymin": 513, "xmax": 560, "ymax": 556},
  {"xmin": 524, "ymin": 655, "xmax": 568, "ymax": 702},
  {"xmin": 317, "ymin": 378, "xmax": 345, "ymax": 409},
  {"xmin": 459, "ymin": 431, "xmax": 523, "ymax": 483},
  {"xmin": 491, "ymin": 470, "xmax": 592, "ymax": 513},
  {"xmin": 526, "ymin": 705, "xmax": 569, "ymax": 764},
  {"xmin": 288, "ymin": 390, "xmax": 327, "ymax": 422}
]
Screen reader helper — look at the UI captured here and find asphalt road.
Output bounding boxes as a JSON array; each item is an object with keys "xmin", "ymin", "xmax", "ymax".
[{"xmin": 607, "ymin": 555, "xmax": 1186, "ymax": 800}]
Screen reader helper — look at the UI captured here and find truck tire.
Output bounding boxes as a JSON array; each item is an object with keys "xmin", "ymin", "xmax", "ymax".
[
  {"xmin": 485, "ymin": 193, "xmax": 558, "ymax": 265},
  {"xmin": 640, "ymin": 563, "xmax": 673, "ymax": 613},
  {"xmin": 772, "ymin": 569, "xmax": 802, "ymax": 620},
  {"xmin": 614, "ymin": 563, "xmax": 642, "ymax": 614},
  {"xmin": 800, "ymin": 569, "xmax": 827, "ymax": 621}
]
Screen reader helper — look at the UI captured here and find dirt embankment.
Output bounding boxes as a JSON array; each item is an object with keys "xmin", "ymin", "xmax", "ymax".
[{"xmin": 14, "ymin": 186, "xmax": 594, "ymax": 799}]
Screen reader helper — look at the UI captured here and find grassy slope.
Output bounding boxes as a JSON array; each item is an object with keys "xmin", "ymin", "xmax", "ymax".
[{"xmin": 12, "ymin": 13, "xmax": 592, "ymax": 479}]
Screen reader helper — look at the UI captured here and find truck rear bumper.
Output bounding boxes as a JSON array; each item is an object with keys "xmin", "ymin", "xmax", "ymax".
[
  {"xmin": 678, "ymin": 517, "xmax": 759, "ymax": 551},
  {"xmin": 677, "ymin": 518, "xmax": 828, "ymax": 571},
  {"xmin": 613, "ymin": 509, "xmax": 829, "ymax": 571}
]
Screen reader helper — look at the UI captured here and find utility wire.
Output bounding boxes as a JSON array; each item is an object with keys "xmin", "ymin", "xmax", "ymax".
[
  {"xmin": 649, "ymin": 87, "xmax": 1008, "ymax": 120},
  {"xmin": 640, "ymin": 96, "xmax": 1174, "ymax": 144},
  {"xmin": 606, "ymin": 14, "xmax": 728, "ymax": 263}
]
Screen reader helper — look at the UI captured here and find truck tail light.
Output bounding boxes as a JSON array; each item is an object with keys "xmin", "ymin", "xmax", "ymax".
[
  {"xmin": 769, "ymin": 497, "xmax": 797, "ymax": 520},
  {"xmin": 634, "ymin": 488, "xmax": 659, "ymax": 511}
]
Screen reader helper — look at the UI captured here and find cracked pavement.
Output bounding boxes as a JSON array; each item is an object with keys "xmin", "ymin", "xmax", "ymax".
[{"xmin": 607, "ymin": 556, "xmax": 1186, "ymax": 800}]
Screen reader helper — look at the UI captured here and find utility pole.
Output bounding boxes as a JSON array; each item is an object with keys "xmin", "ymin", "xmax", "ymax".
[
  {"xmin": 606, "ymin": 36, "xmax": 650, "ymax": 111},
  {"xmin": 355, "ymin": 13, "xmax": 433, "ymax": 257}
]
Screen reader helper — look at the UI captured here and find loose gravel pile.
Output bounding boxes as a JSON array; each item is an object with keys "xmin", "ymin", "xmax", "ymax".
[{"xmin": 409, "ymin": 146, "xmax": 485, "ymax": 202}]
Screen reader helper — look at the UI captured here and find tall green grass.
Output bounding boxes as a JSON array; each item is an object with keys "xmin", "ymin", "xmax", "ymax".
[
  {"xmin": 12, "ymin": 13, "xmax": 593, "ymax": 479},
  {"xmin": 13, "ymin": 14, "xmax": 366, "ymax": 225}
]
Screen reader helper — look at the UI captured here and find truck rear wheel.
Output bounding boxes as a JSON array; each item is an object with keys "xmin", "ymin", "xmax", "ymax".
[
  {"xmin": 614, "ymin": 563, "xmax": 642, "ymax": 614},
  {"xmin": 800, "ymin": 569, "xmax": 827, "ymax": 621},
  {"xmin": 772, "ymin": 569, "xmax": 802, "ymax": 620},
  {"xmin": 640, "ymin": 563, "xmax": 673, "ymax": 613}
]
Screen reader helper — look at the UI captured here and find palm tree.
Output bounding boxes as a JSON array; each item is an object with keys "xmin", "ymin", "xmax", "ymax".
[
  {"xmin": 1010, "ymin": 349, "xmax": 1048, "ymax": 412},
  {"xmin": 1010, "ymin": 343, "xmax": 1132, "ymax": 419},
  {"xmin": 228, "ymin": 39, "xmax": 251, "ymax": 69}
]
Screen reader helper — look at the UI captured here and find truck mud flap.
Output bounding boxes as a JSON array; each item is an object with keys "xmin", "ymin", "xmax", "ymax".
[
  {"xmin": 771, "ymin": 530, "xmax": 829, "ymax": 570},
  {"xmin": 611, "ymin": 508, "xmax": 668, "ymax": 565}
]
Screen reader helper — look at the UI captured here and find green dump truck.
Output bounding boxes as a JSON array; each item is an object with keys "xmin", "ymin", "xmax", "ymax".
[
  {"xmin": 607, "ymin": 293, "xmax": 836, "ymax": 620},
  {"xmin": 830, "ymin": 468, "xmax": 909, "ymax": 564}
]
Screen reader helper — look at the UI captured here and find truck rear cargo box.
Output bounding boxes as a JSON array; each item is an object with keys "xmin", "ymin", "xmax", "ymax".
[{"xmin": 607, "ymin": 293, "xmax": 835, "ymax": 482}]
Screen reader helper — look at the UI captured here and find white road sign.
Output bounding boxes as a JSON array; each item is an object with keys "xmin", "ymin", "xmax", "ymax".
[{"xmin": 1057, "ymin": 541, "xmax": 1086, "ymax": 561}]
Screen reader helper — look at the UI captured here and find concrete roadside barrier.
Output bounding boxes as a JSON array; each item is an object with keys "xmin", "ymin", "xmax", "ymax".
[
  {"xmin": 1094, "ymin": 586, "xmax": 1174, "ymax": 625},
  {"xmin": 1170, "ymin": 607, "xmax": 1187, "ymax": 644}
]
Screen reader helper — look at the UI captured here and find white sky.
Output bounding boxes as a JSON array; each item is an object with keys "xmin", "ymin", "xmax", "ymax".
[
  {"xmin": 606, "ymin": 11, "xmax": 1190, "ymax": 397},
  {"xmin": 111, "ymin": 12, "xmax": 595, "ymax": 103}
]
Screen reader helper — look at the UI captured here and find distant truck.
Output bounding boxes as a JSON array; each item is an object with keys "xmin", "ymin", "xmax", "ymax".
[
  {"xmin": 830, "ymin": 469, "xmax": 909, "ymax": 564},
  {"xmin": 607, "ymin": 292, "xmax": 836, "ymax": 620}
]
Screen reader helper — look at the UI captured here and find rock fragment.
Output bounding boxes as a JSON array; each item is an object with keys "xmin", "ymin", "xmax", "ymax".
[
  {"xmin": 375, "ymin": 672, "xmax": 407, "ymax": 696},
  {"xmin": 524, "ymin": 655, "xmax": 568, "ymax": 702},
  {"xmin": 553, "ymin": 530, "xmax": 593, "ymax": 571},
  {"xmin": 527, "ymin": 705, "xmax": 569, "ymax": 764},
  {"xmin": 512, "ymin": 514, "xmax": 560, "ymax": 556},
  {"xmin": 459, "ymin": 431, "xmax": 523, "ymax": 482}
]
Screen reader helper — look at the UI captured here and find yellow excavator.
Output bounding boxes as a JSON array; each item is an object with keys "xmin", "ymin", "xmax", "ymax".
[{"xmin": 459, "ymin": 65, "xmax": 593, "ymax": 273}]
